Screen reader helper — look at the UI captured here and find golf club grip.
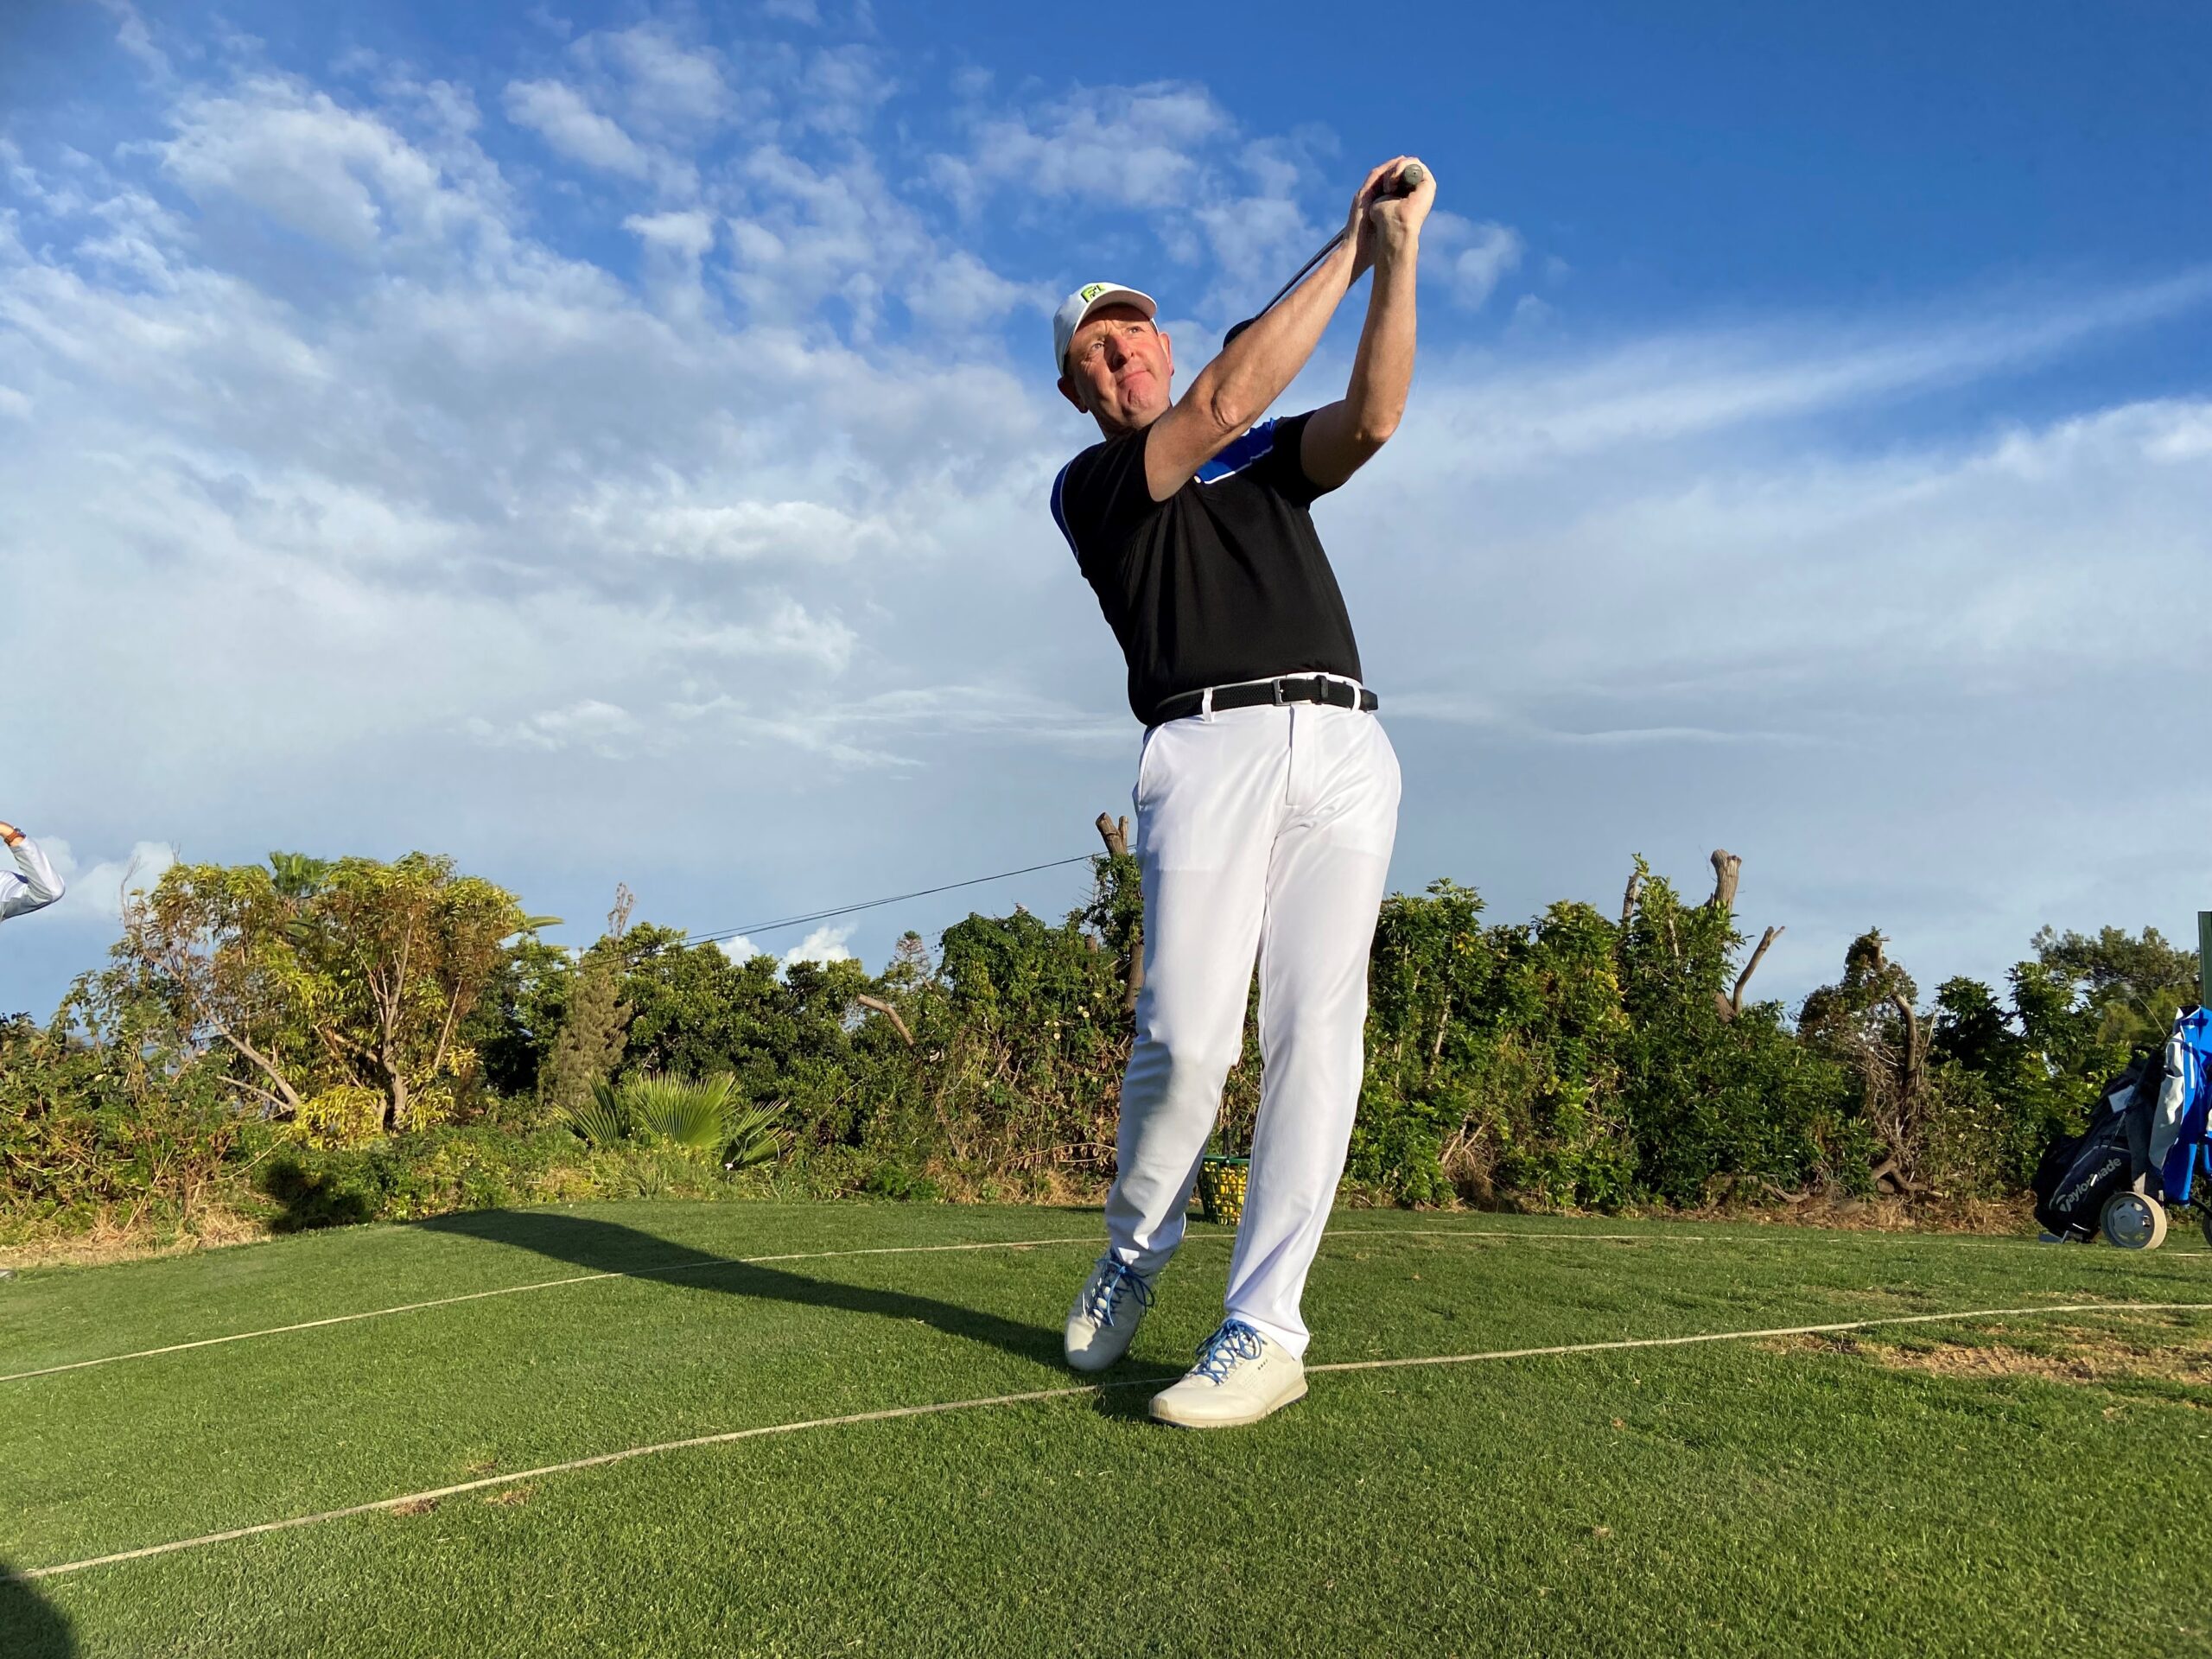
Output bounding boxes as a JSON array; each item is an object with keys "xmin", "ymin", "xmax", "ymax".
[{"xmin": 1224, "ymin": 162, "xmax": 1428, "ymax": 346}]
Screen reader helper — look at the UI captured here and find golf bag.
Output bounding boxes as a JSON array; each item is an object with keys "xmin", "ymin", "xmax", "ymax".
[
  {"xmin": 2031, "ymin": 1007, "xmax": 2212, "ymax": 1246},
  {"xmin": 2154, "ymin": 1006, "xmax": 2211, "ymax": 1205},
  {"xmin": 2031, "ymin": 1052, "xmax": 2155, "ymax": 1242}
]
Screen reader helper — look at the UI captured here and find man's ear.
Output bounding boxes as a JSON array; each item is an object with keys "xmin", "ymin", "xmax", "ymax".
[
  {"xmin": 1057, "ymin": 372, "xmax": 1087, "ymax": 413},
  {"xmin": 1156, "ymin": 329, "xmax": 1173, "ymax": 380}
]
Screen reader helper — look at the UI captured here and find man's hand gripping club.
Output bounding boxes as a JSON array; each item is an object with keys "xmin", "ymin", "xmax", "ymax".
[{"xmin": 1147, "ymin": 157, "xmax": 1434, "ymax": 501}]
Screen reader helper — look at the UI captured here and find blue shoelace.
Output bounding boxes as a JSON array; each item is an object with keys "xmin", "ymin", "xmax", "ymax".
[
  {"xmin": 1191, "ymin": 1319, "xmax": 1265, "ymax": 1384},
  {"xmin": 1082, "ymin": 1258, "xmax": 1154, "ymax": 1328}
]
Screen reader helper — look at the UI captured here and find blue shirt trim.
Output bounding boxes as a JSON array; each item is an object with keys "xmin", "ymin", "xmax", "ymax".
[{"xmin": 1195, "ymin": 418, "xmax": 1277, "ymax": 485}]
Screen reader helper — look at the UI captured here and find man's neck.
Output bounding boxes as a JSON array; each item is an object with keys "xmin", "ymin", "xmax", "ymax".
[{"xmin": 1092, "ymin": 406, "xmax": 1162, "ymax": 442}]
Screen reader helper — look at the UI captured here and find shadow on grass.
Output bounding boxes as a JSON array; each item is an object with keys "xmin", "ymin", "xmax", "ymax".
[
  {"xmin": 1090, "ymin": 1378, "xmax": 1174, "ymax": 1422},
  {"xmin": 412, "ymin": 1207, "xmax": 1071, "ymax": 1373},
  {"xmin": 0, "ymin": 1567, "xmax": 75, "ymax": 1656}
]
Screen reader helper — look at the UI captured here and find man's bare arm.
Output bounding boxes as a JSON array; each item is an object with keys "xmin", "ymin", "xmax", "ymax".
[
  {"xmin": 1302, "ymin": 160, "xmax": 1433, "ymax": 490},
  {"xmin": 1142, "ymin": 162, "xmax": 1399, "ymax": 502}
]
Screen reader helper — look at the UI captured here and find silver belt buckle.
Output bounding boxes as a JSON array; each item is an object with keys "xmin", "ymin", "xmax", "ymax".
[{"xmin": 1271, "ymin": 677, "xmax": 1291, "ymax": 706}]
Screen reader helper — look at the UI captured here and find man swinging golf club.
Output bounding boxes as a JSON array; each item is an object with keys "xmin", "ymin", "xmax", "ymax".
[{"xmin": 1049, "ymin": 156, "xmax": 1433, "ymax": 1427}]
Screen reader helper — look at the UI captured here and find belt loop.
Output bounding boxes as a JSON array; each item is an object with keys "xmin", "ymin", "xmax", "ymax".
[{"xmin": 1200, "ymin": 684, "xmax": 1215, "ymax": 722}]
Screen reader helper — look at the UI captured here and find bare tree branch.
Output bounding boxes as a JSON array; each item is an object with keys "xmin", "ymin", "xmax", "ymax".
[
  {"xmin": 201, "ymin": 1017, "xmax": 306, "ymax": 1117},
  {"xmin": 1719, "ymin": 925, "xmax": 1786, "ymax": 1020},
  {"xmin": 1096, "ymin": 811, "xmax": 1142, "ymax": 1014},
  {"xmin": 857, "ymin": 995, "xmax": 916, "ymax": 1049},
  {"xmin": 1707, "ymin": 849, "xmax": 1742, "ymax": 912},
  {"xmin": 1888, "ymin": 989, "xmax": 1923, "ymax": 1104}
]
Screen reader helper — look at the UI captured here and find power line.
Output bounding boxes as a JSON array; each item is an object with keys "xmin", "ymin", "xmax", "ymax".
[{"xmin": 689, "ymin": 854, "xmax": 1101, "ymax": 944}]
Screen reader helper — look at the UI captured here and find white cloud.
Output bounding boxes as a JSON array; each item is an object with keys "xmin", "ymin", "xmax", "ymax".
[
  {"xmin": 158, "ymin": 75, "xmax": 499, "ymax": 257},
  {"xmin": 588, "ymin": 27, "xmax": 732, "ymax": 130},
  {"xmin": 1424, "ymin": 212, "xmax": 1523, "ymax": 310},
  {"xmin": 624, "ymin": 207, "xmax": 715, "ymax": 258},
  {"xmin": 37, "ymin": 839, "xmax": 178, "ymax": 925},
  {"xmin": 503, "ymin": 77, "xmax": 654, "ymax": 178},
  {"xmin": 1411, "ymin": 270, "xmax": 2212, "ymax": 477},
  {"xmin": 465, "ymin": 701, "xmax": 642, "ymax": 757},
  {"xmin": 708, "ymin": 925, "xmax": 855, "ymax": 969},
  {"xmin": 791, "ymin": 46, "xmax": 894, "ymax": 137},
  {"xmin": 1509, "ymin": 294, "xmax": 1555, "ymax": 333},
  {"xmin": 92, "ymin": 0, "xmax": 170, "ymax": 79},
  {"xmin": 3, "ymin": 12, "xmax": 2209, "ymax": 1029},
  {"xmin": 938, "ymin": 83, "xmax": 1231, "ymax": 213},
  {"xmin": 623, "ymin": 207, "xmax": 716, "ymax": 317},
  {"xmin": 1193, "ymin": 194, "xmax": 1318, "ymax": 298},
  {"xmin": 903, "ymin": 248, "xmax": 1040, "ymax": 326},
  {"xmin": 586, "ymin": 493, "xmax": 883, "ymax": 565},
  {"xmin": 781, "ymin": 924, "xmax": 855, "ymax": 966}
]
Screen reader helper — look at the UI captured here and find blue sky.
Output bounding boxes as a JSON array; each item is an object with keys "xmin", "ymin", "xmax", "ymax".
[{"xmin": 3, "ymin": 0, "xmax": 2209, "ymax": 1016}]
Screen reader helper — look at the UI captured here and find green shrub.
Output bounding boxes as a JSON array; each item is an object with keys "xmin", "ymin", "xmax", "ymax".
[
  {"xmin": 257, "ymin": 1127, "xmax": 575, "ymax": 1230},
  {"xmin": 11, "ymin": 838, "xmax": 2196, "ymax": 1236}
]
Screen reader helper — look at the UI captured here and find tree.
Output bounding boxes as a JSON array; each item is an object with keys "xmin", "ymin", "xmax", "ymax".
[
  {"xmin": 106, "ymin": 851, "xmax": 526, "ymax": 1132},
  {"xmin": 541, "ymin": 886, "xmax": 635, "ymax": 1119},
  {"xmin": 1086, "ymin": 817, "xmax": 1144, "ymax": 1017},
  {"xmin": 111, "ymin": 860, "xmax": 312, "ymax": 1119},
  {"xmin": 1618, "ymin": 865, "xmax": 1849, "ymax": 1205},
  {"xmin": 2028, "ymin": 925, "xmax": 2199, "ymax": 1053},
  {"xmin": 1923, "ymin": 974, "xmax": 2073, "ymax": 1192},
  {"xmin": 1799, "ymin": 931, "xmax": 1927, "ymax": 1191},
  {"xmin": 472, "ymin": 931, "xmax": 574, "ymax": 1100},
  {"xmin": 292, "ymin": 855, "xmax": 526, "ymax": 1130}
]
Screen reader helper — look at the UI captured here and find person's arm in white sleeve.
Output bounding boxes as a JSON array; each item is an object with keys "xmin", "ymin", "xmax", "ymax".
[{"xmin": 0, "ymin": 822, "xmax": 67, "ymax": 923}]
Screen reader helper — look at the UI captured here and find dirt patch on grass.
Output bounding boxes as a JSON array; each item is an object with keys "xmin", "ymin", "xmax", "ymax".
[
  {"xmin": 1376, "ymin": 1189, "xmax": 2048, "ymax": 1237},
  {"xmin": 1690, "ymin": 1193, "xmax": 2038, "ymax": 1235},
  {"xmin": 1772, "ymin": 1319, "xmax": 2212, "ymax": 1399}
]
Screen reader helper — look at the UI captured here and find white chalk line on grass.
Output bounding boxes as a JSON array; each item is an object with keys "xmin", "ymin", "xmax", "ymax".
[
  {"xmin": 14, "ymin": 1297, "xmax": 2212, "ymax": 1585},
  {"xmin": 0, "ymin": 1229, "xmax": 1707, "ymax": 1387}
]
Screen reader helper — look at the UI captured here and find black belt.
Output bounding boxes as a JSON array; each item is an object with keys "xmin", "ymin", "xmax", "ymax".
[{"xmin": 1148, "ymin": 676, "xmax": 1379, "ymax": 727}]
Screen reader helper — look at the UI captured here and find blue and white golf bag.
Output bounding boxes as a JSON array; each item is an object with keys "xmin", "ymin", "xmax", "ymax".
[
  {"xmin": 2153, "ymin": 1006, "xmax": 2211, "ymax": 1205},
  {"xmin": 2032, "ymin": 1007, "xmax": 2212, "ymax": 1248}
]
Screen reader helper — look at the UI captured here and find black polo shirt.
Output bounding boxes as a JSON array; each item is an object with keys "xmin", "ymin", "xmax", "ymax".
[{"xmin": 1051, "ymin": 411, "xmax": 1365, "ymax": 727}]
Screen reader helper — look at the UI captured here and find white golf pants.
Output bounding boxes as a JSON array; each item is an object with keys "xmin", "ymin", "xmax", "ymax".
[{"xmin": 1103, "ymin": 691, "xmax": 1402, "ymax": 1358}]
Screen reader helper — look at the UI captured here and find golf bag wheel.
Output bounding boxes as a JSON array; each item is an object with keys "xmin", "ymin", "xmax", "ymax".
[{"xmin": 2099, "ymin": 1191, "xmax": 2167, "ymax": 1251}]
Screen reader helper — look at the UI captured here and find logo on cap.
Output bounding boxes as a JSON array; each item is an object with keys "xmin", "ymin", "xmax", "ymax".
[{"xmin": 1078, "ymin": 283, "xmax": 1107, "ymax": 302}]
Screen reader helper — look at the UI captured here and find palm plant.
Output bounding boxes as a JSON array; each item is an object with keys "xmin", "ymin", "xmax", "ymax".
[
  {"xmin": 561, "ymin": 1081, "xmax": 630, "ymax": 1149},
  {"xmin": 721, "ymin": 1097, "xmax": 787, "ymax": 1171},
  {"xmin": 626, "ymin": 1071, "xmax": 738, "ymax": 1150},
  {"xmin": 559, "ymin": 1071, "xmax": 786, "ymax": 1170}
]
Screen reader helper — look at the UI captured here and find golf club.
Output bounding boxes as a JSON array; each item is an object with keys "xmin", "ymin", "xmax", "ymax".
[{"xmin": 1222, "ymin": 161, "xmax": 1428, "ymax": 347}]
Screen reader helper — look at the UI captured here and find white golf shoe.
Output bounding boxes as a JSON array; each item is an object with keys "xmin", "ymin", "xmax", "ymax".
[
  {"xmin": 1148, "ymin": 1318, "xmax": 1306, "ymax": 1428},
  {"xmin": 1064, "ymin": 1254, "xmax": 1155, "ymax": 1372}
]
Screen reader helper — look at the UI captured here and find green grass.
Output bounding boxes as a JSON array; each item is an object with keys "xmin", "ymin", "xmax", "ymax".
[{"xmin": 3, "ymin": 1201, "xmax": 2210, "ymax": 1656}]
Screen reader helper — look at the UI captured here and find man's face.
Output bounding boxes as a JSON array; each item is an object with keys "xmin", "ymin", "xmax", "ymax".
[{"xmin": 1058, "ymin": 303, "xmax": 1174, "ymax": 434}]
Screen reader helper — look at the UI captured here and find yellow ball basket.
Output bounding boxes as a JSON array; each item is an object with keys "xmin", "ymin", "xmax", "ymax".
[{"xmin": 1197, "ymin": 1155, "xmax": 1249, "ymax": 1226}]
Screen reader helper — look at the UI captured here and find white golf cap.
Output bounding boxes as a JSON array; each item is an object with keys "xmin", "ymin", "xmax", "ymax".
[{"xmin": 1052, "ymin": 281, "xmax": 1158, "ymax": 374}]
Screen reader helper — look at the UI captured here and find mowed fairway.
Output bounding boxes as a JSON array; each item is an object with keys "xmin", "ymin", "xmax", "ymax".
[{"xmin": 4, "ymin": 1203, "xmax": 2210, "ymax": 1657}]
